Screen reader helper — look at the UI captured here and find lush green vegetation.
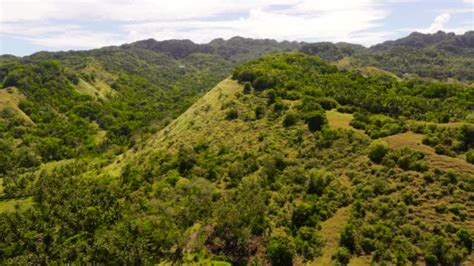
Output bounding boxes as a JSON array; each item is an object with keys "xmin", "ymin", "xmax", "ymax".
[
  {"xmin": 0, "ymin": 34, "xmax": 473, "ymax": 264},
  {"xmin": 302, "ymin": 31, "xmax": 474, "ymax": 82}
]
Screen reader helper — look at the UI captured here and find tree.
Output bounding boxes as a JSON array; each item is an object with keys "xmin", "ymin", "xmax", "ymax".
[
  {"xmin": 340, "ymin": 223, "xmax": 358, "ymax": 253},
  {"xmin": 306, "ymin": 111, "xmax": 327, "ymax": 132},
  {"xmin": 283, "ymin": 112, "xmax": 298, "ymax": 127},
  {"xmin": 252, "ymin": 75, "xmax": 275, "ymax": 91},
  {"xmin": 456, "ymin": 228, "xmax": 472, "ymax": 252},
  {"xmin": 267, "ymin": 234, "xmax": 295, "ymax": 266},
  {"xmin": 307, "ymin": 169, "xmax": 331, "ymax": 195},
  {"xmin": 466, "ymin": 149, "xmax": 474, "ymax": 164},
  {"xmin": 333, "ymin": 247, "xmax": 351, "ymax": 265},
  {"xmin": 368, "ymin": 140, "xmax": 389, "ymax": 163},
  {"xmin": 255, "ymin": 106, "xmax": 265, "ymax": 119},
  {"xmin": 243, "ymin": 81, "xmax": 252, "ymax": 94},
  {"xmin": 225, "ymin": 109, "xmax": 239, "ymax": 120}
]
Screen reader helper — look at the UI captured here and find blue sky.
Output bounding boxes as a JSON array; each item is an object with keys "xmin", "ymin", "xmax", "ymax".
[{"xmin": 1, "ymin": 0, "xmax": 473, "ymax": 56}]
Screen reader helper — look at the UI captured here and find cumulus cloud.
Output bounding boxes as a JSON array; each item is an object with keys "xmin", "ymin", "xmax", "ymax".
[
  {"xmin": 0, "ymin": 0, "xmax": 434, "ymax": 52},
  {"xmin": 427, "ymin": 13, "xmax": 451, "ymax": 32}
]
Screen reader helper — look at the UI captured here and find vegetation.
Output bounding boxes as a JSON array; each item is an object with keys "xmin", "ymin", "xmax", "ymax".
[{"xmin": 0, "ymin": 33, "xmax": 473, "ymax": 264}]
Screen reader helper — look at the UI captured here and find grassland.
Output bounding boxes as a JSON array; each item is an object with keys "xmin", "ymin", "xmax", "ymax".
[
  {"xmin": 0, "ymin": 87, "xmax": 33, "ymax": 124},
  {"xmin": 383, "ymin": 131, "xmax": 474, "ymax": 175},
  {"xmin": 75, "ymin": 78, "xmax": 116, "ymax": 100},
  {"xmin": 312, "ymin": 206, "xmax": 351, "ymax": 266}
]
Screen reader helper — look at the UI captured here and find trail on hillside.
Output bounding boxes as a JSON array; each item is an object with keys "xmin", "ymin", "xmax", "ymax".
[{"xmin": 313, "ymin": 206, "xmax": 351, "ymax": 266}]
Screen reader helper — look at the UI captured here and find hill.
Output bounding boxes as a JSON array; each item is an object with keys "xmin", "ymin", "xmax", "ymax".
[
  {"xmin": 123, "ymin": 36, "xmax": 301, "ymax": 62},
  {"xmin": 300, "ymin": 31, "xmax": 474, "ymax": 81},
  {"xmin": 356, "ymin": 31, "xmax": 474, "ymax": 81},
  {"xmin": 1, "ymin": 52, "xmax": 472, "ymax": 264}
]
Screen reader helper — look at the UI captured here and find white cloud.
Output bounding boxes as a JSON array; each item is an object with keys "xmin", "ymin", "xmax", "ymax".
[
  {"xmin": 0, "ymin": 0, "xmax": 412, "ymax": 51},
  {"xmin": 427, "ymin": 13, "xmax": 451, "ymax": 32}
]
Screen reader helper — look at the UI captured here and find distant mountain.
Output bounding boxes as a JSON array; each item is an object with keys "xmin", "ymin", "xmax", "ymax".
[
  {"xmin": 300, "ymin": 42, "xmax": 366, "ymax": 61},
  {"xmin": 123, "ymin": 36, "xmax": 301, "ymax": 62},
  {"xmin": 371, "ymin": 31, "xmax": 474, "ymax": 55},
  {"xmin": 350, "ymin": 31, "xmax": 474, "ymax": 81}
]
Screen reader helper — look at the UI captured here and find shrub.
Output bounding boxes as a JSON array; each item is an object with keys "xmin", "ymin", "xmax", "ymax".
[
  {"xmin": 253, "ymin": 75, "xmax": 275, "ymax": 91},
  {"xmin": 340, "ymin": 223, "xmax": 358, "ymax": 253},
  {"xmin": 337, "ymin": 105, "xmax": 356, "ymax": 113},
  {"xmin": 225, "ymin": 109, "xmax": 239, "ymax": 120},
  {"xmin": 235, "ymin": 69, "xmax": 256, "ymax": 82},
  {"xmin": 273, "ymin": 98, "xmax": 286, "ymax": 113},
  {"xmin": 307, "ymin": 169, "xmax": 332, "ymax": 195},
  {"xmin": 456, "ymin": 229, "xmax": 472, "ymax": 251},
  {"xmin": 266, "ymin": 89, "xmax": 277, "ymax": 104},
  {"xmin": 243, "ymin": 81, "xmax": 252, "ymax": 94},
  {"xmin": 316, "ymin": 97, "xmax": 338, "ymax": 110},
  {"xmin": 306, "ymin": 111, "xmax": 327, "ymax": 132},
  {"xmin": 466, "ymin": 149, "xmax": 474, "ymax": 164},
  {"xmin": 267, "ymin": 234, "xmax": 295, "ymax": 266},
  {"xmin": 283, "ymin": 112, "xmax": 299, "ymax": 127},
  {"xmin": 299, "ymin": 96, "xmax": 323, "ymax": 112},
  {"xmin": 255, "ymin": 106, "xmax": 265, "ymax": 119},
  {"xmin": 434, "ymin": 144, "xmax": 449, "ymax": 155},
  {"xmin": 295, "ymin": 226, "xmax": 324, "ymax": 260},
  {"xmin": 438, "ymin": 113, "xmax": 450, "ymax": 123},
  {"xmin": 368, "ymin": 140, "xmax": 389, "ymax": 163},
  {"xmin": 333, "ymin": 247, "xmax": 351, "ymax": 265}
]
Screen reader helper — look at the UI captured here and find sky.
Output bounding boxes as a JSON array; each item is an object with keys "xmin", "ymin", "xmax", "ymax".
[{"xmin": 0, "ymin": 0, "xmax": 473, "ymax": 56}]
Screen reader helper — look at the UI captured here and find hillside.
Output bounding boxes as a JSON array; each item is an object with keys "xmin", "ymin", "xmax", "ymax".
[
  {"xmin": 124, "ymin": 36, "xmax": 301, "ymax": 62},
  {"xmin": 300, "ymin": 31, "xmax": 474, "ymax": 81},
  {"xmin": 2, "ymin": 52, "xmax": 472, "ymax": 264}
]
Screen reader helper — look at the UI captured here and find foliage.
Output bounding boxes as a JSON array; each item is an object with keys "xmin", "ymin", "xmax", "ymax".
[
  {"xmin": 368, "ymin": 140, "xmax": 389, "ymax": 163},
  {"xmin": 267, "ymin": 234, "xmax": 296, "ymax": 266}
]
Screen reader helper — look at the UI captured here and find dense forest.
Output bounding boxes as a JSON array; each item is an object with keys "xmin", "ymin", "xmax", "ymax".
[{"xmin": 0, "ymin": 32, "xmax": 473, "ymax": 265}]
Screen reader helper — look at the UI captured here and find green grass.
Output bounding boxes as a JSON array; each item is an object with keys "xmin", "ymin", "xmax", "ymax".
[
  {"xmin": 0, "ymin": 87, "xmax": 34, "ymax": 124},
  {"xmin": 313, "ymin": 206, "xmax": 351, "ymax": 265},
  {"xmin": 383, "ymin": 131, "xmax": 474, "ymax": 175}
]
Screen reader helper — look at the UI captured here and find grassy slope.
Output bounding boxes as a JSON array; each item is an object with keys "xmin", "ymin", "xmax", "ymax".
[
  {"xmin": 105, "ymin": 78, "xmax": 268, "ymax": 176},
  {"xmin": 0, "ymin": 87, "xmax": 33, "ymax": 124},
  {"xmin": 98, "ymin": 79, "xmax": 473, "ymax": 264},
  {"xmin": 383, "ymin": 132, "xmax": 474, "ymax": 176},
  {"xmin": 100, "ymin": 80, "xmax": 366, "ymax": 264}
]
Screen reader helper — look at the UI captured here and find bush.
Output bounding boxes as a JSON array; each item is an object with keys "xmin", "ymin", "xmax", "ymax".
[
  {"xmin": 243, "ymin": 81, "xmax": 252, "ymax": 94},
  {"xmin": 253, "ymin": 75, "xmax": 275, "ymax": 91},
  {"xmin": 368, "ymin": 140, "xmax": 389, "ymax": 163},
  {"xmin": 255, "ymin": 106, "xmax": 265, "ymax": 119},
  {"xmin": 225, "ymin": 109, "xmax": 239, "ymax": 120},
  {"xmin": 333, "ymin": 247, "xmax": 351, "ymax": 265},
  {"xmin": 295, "ymin": 226, "xmax": 324, "ymax": 260},
  {"xmin": 266, "ymin": 89, "xmax": 277, "ymax": 104},
  {"xmin": 337, "ymin": 105, "xmax": 356, "ymax": 113},
  {"xmin": 466, "ymin": 149, "xmax": 474, "ymax": 164},
  {"xmin": 267, "ymin": 234, "xmax": 295, "ymax": 266},
  {"xmin": 306, "ymin": 111, "xmax": 327, "ymax": 132},
  {"xmin": 456, "ymin": 229, "xmax": 472, "ymax": 251},
  {"xmin": 340, "ymin": 223, "xmax": 358, "ymax": 252},
  {"xmin": 316, "ymin": 97, "xmax": 338, "ymax": 110},
  {"xmin": 273, "ymin": 98, "xmax": 286, "ymax": 113},
  {"xmin": 283, "ymin": 112, "xmax": 299, "ymax": 127},
  {"xmin": 307, "ymin": 169, "xmax": 332, "ymax": 195},
  {"xmin": 298, "ymin": 96, "xmax": 323, "ymax": 112}
]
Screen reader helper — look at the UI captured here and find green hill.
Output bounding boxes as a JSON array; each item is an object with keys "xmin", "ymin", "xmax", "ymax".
[
  {"xmin": 0, "ymin": 32, "xmax": 473, "ymax": 264},
  {"xmin": 1, "ymin": 52, "xmax": 472, "ymax": 265}
]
